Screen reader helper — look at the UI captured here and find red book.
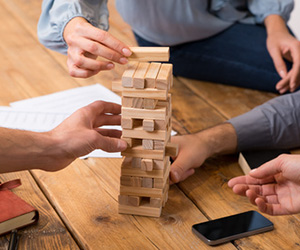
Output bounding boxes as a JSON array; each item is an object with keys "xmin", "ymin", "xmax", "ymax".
[{"xmin": 0, "ymin": 179, "xmax": 39, "ymax": 236}]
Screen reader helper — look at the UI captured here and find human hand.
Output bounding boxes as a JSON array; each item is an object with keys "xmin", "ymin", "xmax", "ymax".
[
  {"xmin": 228, "ymin": 154, "xmax": 300, "ymax": 215},
  {"xmin": 46, "ymin": 100, "xmax": 127, "ymax": 171},
  {"xmin": 265, "ymin": 15, "xmax": 300, "ymax": 93},
  {"xmin": 170, "ymin": 134, "xmax": 210, "ymax": 184},
  {"xmin": 63, "ymin": 17, "xmax": 132, "ymax": 78}
]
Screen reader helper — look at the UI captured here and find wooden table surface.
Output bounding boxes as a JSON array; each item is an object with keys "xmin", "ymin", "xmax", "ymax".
[{"xmin": 1, "ymin": 1, "xmax": 300, "ymax": 249}]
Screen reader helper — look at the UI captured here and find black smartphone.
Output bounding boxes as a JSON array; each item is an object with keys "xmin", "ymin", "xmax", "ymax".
[{"xmin": 192, "ymin": 210, "xmax": 274, "ymax": 245}]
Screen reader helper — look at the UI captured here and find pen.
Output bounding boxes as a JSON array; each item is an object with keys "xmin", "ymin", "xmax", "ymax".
[{"xmin": 8, "ymin": 230, "xmax": 20, "ymax": 250}]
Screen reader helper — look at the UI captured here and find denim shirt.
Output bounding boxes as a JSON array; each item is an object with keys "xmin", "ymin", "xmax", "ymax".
[{"xmin": 38, "ymin": 0, "xmax": 294, "ymax": 54}]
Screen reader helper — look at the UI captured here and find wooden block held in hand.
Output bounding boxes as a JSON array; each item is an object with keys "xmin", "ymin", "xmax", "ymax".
[
  {"xmin": 122, "ymin": 61, "xmax": 139, "ymax": 87},
  {"xmin": 143, "ymin": 119, "xmax": 155, "ymax": 132},
  {"xmin": 129, "ymin": 47, "xmax": 170, "ymax": 62},
  {"xmin": 133, "ymin": 62, "xmax": 149, "ymax": 89},
  {"xmin": 165, "ymin": 142, "xmax": 179, "ymax": 157},
  {"xmin": 141, "ymin": 159, "xmax": 154, "ymax": 171},
  {"xmin": 142, "ymin": 139, "xmax": 153, "ymax": 150},
  {"xmin": 145, "ymin": 62, "xmax": 161, "ymax": 88},
  {"xmin": 153, "ymin": 140, "xmax": 165, "ymax": 150}
]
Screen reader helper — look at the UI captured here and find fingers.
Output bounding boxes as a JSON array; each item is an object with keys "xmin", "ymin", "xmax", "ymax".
[
  {"xmin": 275, "ymin": 74, "xmax": 290, "ymax": 94},
  {"xmin": 95, "ymin": 128, "xmax": 122, "ymax": 138},
  {"xmin": 269, "ymin": 47, "xmax": 287, "ymax": 79},
  {"xmin": 249, "ymin": 156, "xmax": 285, "ymax": 179},
  {"xmin": 170, "ymin": 167, "xmax": 195, "ymax": 184},
  {"xmin": 289, "ymin": 45, "xmax": 300, "ymax": 91},
  {"xmin": 87, "ymin": 101, "xmax": 122, "ymax": 116},
  {"xmin": 94, "ymin": 134, "xmax": 127, "ymax": 152},
  {"xmin": 93, "ymin": 114, "xmax": 121, "ymax": 128},
  {"xmin": 228, "ymin": 175, "xmax": 275, "ymax": 187}
]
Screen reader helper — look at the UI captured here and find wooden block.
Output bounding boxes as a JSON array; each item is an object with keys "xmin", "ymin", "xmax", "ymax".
[
  {"xmin": 153, "ymin": 159, "xmax": 165, "ymax": 170},
  {"xmin": 143, "ymin": 99, "xmax": 158, "ymax": 109},
  {"xmin": 120, "ymin": 176, "xmax": 133, "ymax": 186},
  {"xmin": 145, "ymin": 62, "xmax": 161, "ymax": 88},
  {"xmin": 121, "ymin": 168, "xmax": 163, "ymax": 178},
  {"xmin": 149, "ymin": 198, "xmax": 162, "ymax": 208},
  {"xmin": 122, "ymin": 157, "xmax": 132, "ymax": 167},
  {"xmin": 122, "ymin": 145, "xmax": 165, "ymax": 160},
  {"xmin": 153, "ymin": 140, "xmax": 165, "ymax": 150},
  {"xmin": 112, "ymin": 81, "xmax": 168, "ymax": 100},
  {"xmin": 120, "ymin": 186, "xmax": 164, "ymax": 198},
  {"xmin": 122, "ymin": 127, "xmax": 168, "ymax": 140},
  {"xmin": 128, "ymin": 196, "xmax": 141, "ymax": 207},
  {"xmin": 156, "ymin": 64, "xmax": 173, "ymax": 90},
  {"xmin": 143, "ymin": 119, "xmax": 155, "ymax": 132},
  {"xmin": 122, "ymin": 106, "xmax": 167, "ymax": 120},
  {"xmin": 153, "ymin": 160, "xmax": 170, "ymax": 188},
  {"xmin": 165, "ymin": 142, "xmax": 179, "ymax": 157},
  {"xmin": 122, "ymin": 61, "xmax": 139, "ymax": 87},
  {"xmin": 132, "ymin": 98, "xmax": 144, "ymax": 108},
  {"xmin": 122, "ymin": 97, "xmax": 133, "ymax": 107},
  {"xmin": 118, "ymin": 195, "xmax": 128, "ymax": 205},
  {"xmin": 121, "ymin": 117, "xmax": 133, "ymax": 129},
  {"xmin": 128, "ymin": 47, "xmax": 169, "ymax": 62},
  {"xmin": 142, "ymin": 177, "xmax": 153, "ymax": 188},
  {"xmin": 131, "ymin": 157, "xmax": 141, "ymax": 168},
  {"xmin": 142, "ymin": 139, "xmax": 153, "ymax": 150},
  {"xmin": 133, "ymin": 62, "xmax": 149, "ymax": 89},
  {"xmin": 118, "ymin": 204, "xmax": 161, "ymax": 217},
  {"xmin": 131, "ymin": 177, "xmax": 142, "ymax": 187},
  {"xmin": 141, "ymin": 159, "xmax": 153, "ymax": 171}
]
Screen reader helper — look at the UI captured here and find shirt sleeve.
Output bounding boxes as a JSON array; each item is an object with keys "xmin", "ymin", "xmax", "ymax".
[
  {"xmin": 247, "ymin": 0, "xmax": 294, "ymax": 23},
  {"xmin": 228, "ymin": 90, "xmax": 300, "ymax": 151},
  {"xmin": 37, "ymin": 0, "xmax": 109, "ymax": 55}
]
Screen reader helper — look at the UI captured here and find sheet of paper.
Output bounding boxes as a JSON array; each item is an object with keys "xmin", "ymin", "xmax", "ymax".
[{"xmin": 11, "ymin": 84, "xmax": 121, "ymax": 113}]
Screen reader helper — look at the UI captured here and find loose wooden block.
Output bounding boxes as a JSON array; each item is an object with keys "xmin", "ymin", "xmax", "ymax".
[
  {"xmin": 128, "ymin": 196, "xmax": 141, "ymax": 207},
  {"xmin": 141, "ymin": 159, "xmax": 154, "ymax": 171},
  {"xmin": 120, "ymin": 185, "xmax": 164, "ymax": 198},
  {"xmin": 144, "ymin": 99, "xmax": 158, "ymax": 109},
  {"xmin": 156, "ymin": 64, "xmax": 173, "ymax": 90},
  {"xmin": 128, "ymin": 47, "xmax": 170, "ymax": 62},
  {"xmin": 142, "ymin": 177, "xmax": 153, "ymax": 188},
  {"xmin": 131, "ymin": 157, "xmax": 141, "ymax": 168},
  {"xmin": 122, "ymin": 61, "xmax": 139, "ymax": 87},
  {"xmin": 121, "ymin": 117, "xmax": 133, "ymax": 129},
  {"xmin": 121, "ymin": 168, "xmax": 163, "ymax": 178},
  {"xmin": 143, "ymin": 119, "xmax": 155, "ymax": 132},
  {"xmin": 145, "ymin": 62, "xmax": 161, "ymax": 88},
  {"xmin": 133, "ymin": 62, "xmax": 149, "ymax": 89},
  {"xmin": 122, "ymin": 106, "xmax": 167, "ymax": 120},
  {"xmin": 142, "ymin": 139, "xmax": 153, "ymax": 150},
  {"xmin": 150, "ymin": 198, "xmax": 162, "ymax": 208}
]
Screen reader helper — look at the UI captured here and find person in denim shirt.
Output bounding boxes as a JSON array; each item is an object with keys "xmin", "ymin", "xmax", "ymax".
[{"xmin": 38, "ymin": 0, "xmax": 299, "ymax": 93}]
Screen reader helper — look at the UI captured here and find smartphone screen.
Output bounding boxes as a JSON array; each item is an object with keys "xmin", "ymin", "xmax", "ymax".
[{"xmin": 192, "ymin": 211, "xmax": 274, "ymax": 245}]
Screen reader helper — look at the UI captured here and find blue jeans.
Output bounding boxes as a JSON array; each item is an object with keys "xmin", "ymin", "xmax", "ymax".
[{"xmin": 134, "ymin": 23, "xmax": 293, "ymax": 93}]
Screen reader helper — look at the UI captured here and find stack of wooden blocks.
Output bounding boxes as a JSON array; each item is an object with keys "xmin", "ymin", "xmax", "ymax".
[{"xmin": 113, "ymin": 47, "xmax": 178, "ymax": 217}]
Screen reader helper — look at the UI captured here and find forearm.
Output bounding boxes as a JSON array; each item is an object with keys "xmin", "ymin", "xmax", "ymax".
[
  {"xmin": 0, "ymin": 128, "xmax": 64, "ymax": 173},
  {"xmin": 195, "ymin": 123, "xmax": 238, "ymax": 158}
]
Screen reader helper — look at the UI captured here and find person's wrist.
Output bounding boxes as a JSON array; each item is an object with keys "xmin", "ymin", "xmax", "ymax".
[
  {"xmin": 63, "ymin": 17, "xmax": 88, "ymax": 42},
  {"xmin": 265, "ymin": 15, "xmax": 288, "ymax": 36}
]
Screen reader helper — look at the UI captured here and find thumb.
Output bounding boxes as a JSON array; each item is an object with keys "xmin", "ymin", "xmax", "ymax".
[
  {"xmin": 249, "ymin": 156, "xmax": 283, "ymax": 179},
  {"xmin": 170, "ymin": 155, "xmax": 194, "ymax": 183},
  {"xmin": 95, "ymin": 135, "xmax": 127, "ymax": 152}
]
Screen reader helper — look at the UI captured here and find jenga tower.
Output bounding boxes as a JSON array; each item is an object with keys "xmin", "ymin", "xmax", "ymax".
[{"xmin": 113, "ymin": 47, "xmax": 178, "ymax": 217}]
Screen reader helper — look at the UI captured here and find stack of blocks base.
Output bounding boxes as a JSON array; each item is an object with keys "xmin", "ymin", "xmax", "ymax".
[{"xmin": 114, "ymin": 48, "xmax": 177, "ymax": 217}]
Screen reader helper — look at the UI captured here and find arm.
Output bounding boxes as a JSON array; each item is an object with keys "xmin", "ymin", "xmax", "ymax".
[
  {"xmin": 38, "ymin": 0, "xmax": 131, "ymax": 78},
  {"xmin": 0, "ymin": 101, "xmax": 127, "ymax": 173},
  {"xmin": 248, "ymin": 0, "xmax": 299, "ymax": 93},
  {"xmin": 228, "ymin": 154, "xmax": 300, "ymax": 215},
  {"xmin": 171, "ymin": 90, "xmax": 300, "ymax": 183}
]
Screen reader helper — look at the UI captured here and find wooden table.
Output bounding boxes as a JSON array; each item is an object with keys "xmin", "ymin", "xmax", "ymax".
[{"xmin": 1, "ymin": 1, "xmax": 300, "ymax": 249}]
